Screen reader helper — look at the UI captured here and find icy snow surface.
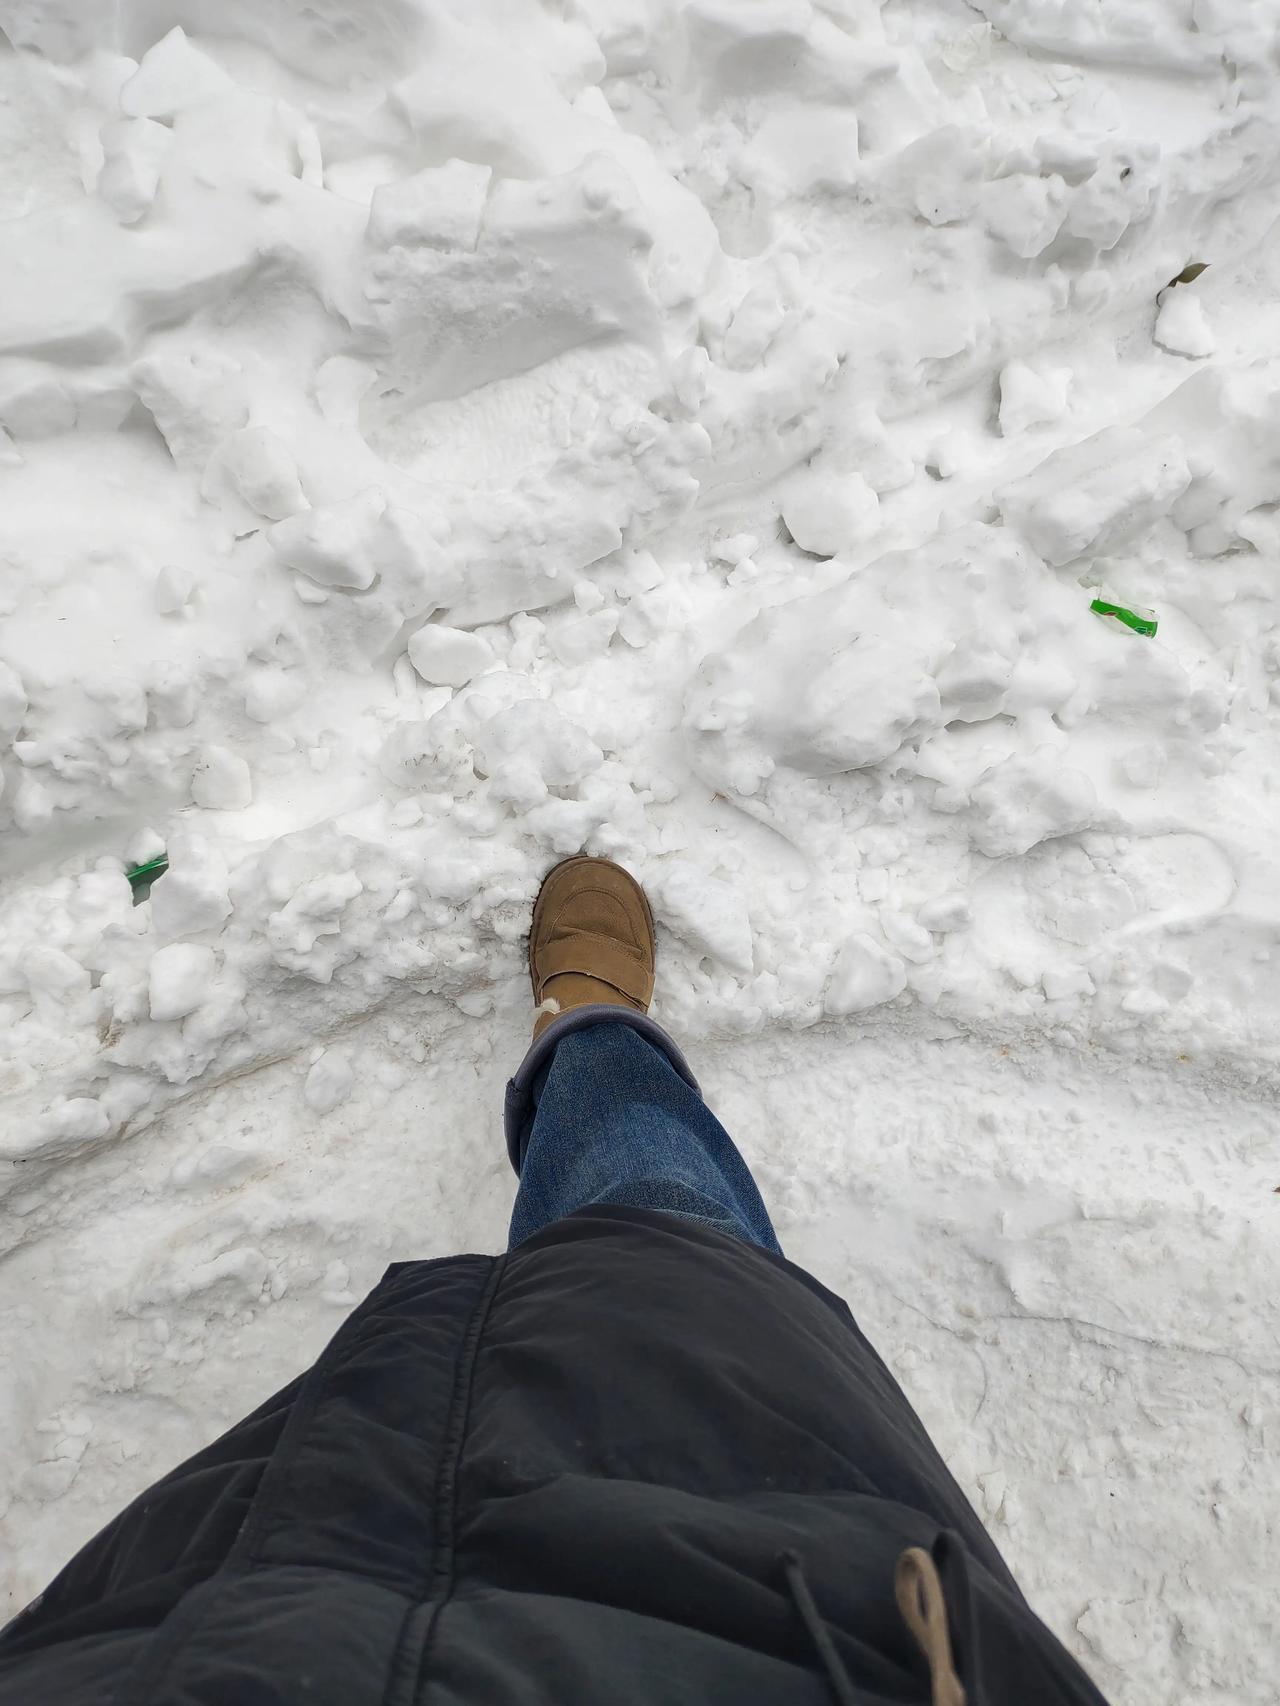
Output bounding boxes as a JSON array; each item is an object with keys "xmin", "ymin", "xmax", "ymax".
[{"xmin": 1, "ymin": 2, "xmax": 1278, "ymax": 1698}]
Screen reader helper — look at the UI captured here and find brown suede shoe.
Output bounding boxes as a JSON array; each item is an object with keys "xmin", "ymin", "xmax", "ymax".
[{"xmin": 529, "ymin": 856, "xmax": 655, "ymax": 1039}]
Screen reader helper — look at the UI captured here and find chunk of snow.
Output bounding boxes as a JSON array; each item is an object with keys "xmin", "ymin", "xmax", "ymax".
[
  {"xmin": 192, "ymin": 747, "xmax": 253, "ymax": 810},
  {"xmin": 304, "ymin": 1050, "xmax": 355, "ymax": 1114},
  {"xmin": 269, "ymin": 489, "xmax": 386, "ymax": 590},
  {"xmin": 781, "ymin": 468, "xmax": 880, "ymax": 557},
  {"xmin": 824, "ymin": 934, "xmax": 907, "ymax": 1016},
  {"xmin": 935, "ymin": 637, "xmax": 1015, "ymax": 723},
  {"xmin": 149, "ymin": 943, "xmax": 217, "ymax": 1022},
  {"xmin": 474, "ymin": 702, "xmax": 603, "ymax": 792},
  {"xmin": 654, "ymin": 861, "xmax": 754, "ymax": 974},
  {"xmin": 22, "ymin": 945, "xmax": 91, "ymax": 1000},
  {"xmin": 970, "ymin": 752, "xmax": 1097, "ymax": 858},
  {"xmin": 549, "ymin": 610, "xmax": 618, "ymax": 666},
  {"xmin": 367, "ymin": 161, "xmax": 492, "ymax": 252},
  {"xmin": 154, "ymin": 565, "xmax": 196, "ymax": 614},
  {"xmin": 97, "ymin": 118, "xmax": 170, "ymax": 224},
  {"xmin": 244, "ymin": 670, "xmax": 306, "ymax": 723},
  {"xmin": 999, "ymin": 427, "xmax": 1192, "ymax": 565},
  {"xmin": 408, "ymin": 625, "xmax": 494, "ymax": 688},
  {"xmin": 998, "ymin": 360, "xmax": 1072, "ymax": 437},
  {"xmin": 0, "ymin": 370, "xmax": 76, "ymax": 439},
  {"xmin": 216, "ymin": 427, "xmax": 308, "ymax": 521},
  {"xmin": 149, "ymin": 833, "xmax": 232, "ymax": 938},
  {"xmin": 981, "ymin": 173, "xmax": 1069, "ymax": 258},
  {"xmin": 1154, "ymin": 291, "xmax": 1215, "ymax": 359},
  {"xmin": 40, "ymin": 1099, "xmax": 111, "ymax": 1143},
  {"xmin": 120, "ymin": 28, "xmax": 234, "ymax": 120},
  {"xmin": 917, "ymin": 894, "xmax": 972, "ymax": 933},
  {"xmin": 268, "ymin": 872, "xmax": 364, "ymax": 957}
]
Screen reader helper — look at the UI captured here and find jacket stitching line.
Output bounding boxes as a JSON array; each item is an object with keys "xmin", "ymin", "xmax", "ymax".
[
  {"xmin": 121, "ymin": 1259, "xmax": 494, "ymax": 1706},
  {"xmin": 118, "ymin": 1301, "xmax": 368, "ymax": 1706},
  {"xmin": 235, "ymin": 1273, "xmax": 414, "ymax": 1570},
  {"xmin": 385, "ymin": 1253, "xmax": 508, "ymax": 1706}
]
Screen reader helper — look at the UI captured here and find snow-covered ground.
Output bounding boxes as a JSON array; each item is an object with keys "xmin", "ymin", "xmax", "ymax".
[{"xmin": 2, "ymin": 1, "xmax": 1278, "ymax": 1698}]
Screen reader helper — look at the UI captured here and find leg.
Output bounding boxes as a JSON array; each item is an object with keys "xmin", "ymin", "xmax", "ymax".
[{"xmin": 508, "ymin": 1019, "xmax": 781, "ymax": 1254}]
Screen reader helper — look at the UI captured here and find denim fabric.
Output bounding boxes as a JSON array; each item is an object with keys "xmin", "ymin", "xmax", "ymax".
[
  {"xmin": 508, "ymin": 1020, "xmax": 781, "ymax": 1254},
  {"xmin": 503, "ymin": 1001, "xmax": 702, "ymax": 1170}
]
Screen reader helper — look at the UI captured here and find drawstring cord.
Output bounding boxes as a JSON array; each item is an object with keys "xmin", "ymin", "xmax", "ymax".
[
  {"xmin": 779, "ymin": 1550, "xmax": 861, "ymax": 1706},
  {"xmin": 780, "ymin": 1546, "xmax": 968, "ymax": 1706}
]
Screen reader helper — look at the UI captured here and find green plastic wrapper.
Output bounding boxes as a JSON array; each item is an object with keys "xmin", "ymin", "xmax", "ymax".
[
  {"xmin": 126, "ymin": 853, "xmax": 169, "ymax": 888},
  {"xmin": 1090, "ymin": 598, "xmax": 1158, "ymax": 638}
]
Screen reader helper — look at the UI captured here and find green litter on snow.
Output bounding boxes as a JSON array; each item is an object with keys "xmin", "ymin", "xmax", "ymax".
[
  {"xmin": 1090, "ymin": 598, "xmax": 1158, "ymax": 638},
  {"xmin": 126, "ymin": 853, "xmax": 169, "ymax": 890}
]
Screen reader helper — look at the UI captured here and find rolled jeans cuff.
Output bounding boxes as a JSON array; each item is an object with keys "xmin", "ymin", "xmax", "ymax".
[{"xmin": 503, "ymin": 1004, "xmax": 702, "ymax": 1174}]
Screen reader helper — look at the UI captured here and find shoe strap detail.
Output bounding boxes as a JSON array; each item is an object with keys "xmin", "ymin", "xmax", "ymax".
[{"xmin": 537, "ymin": 932, "xmax": 655, "ymax": 1006}]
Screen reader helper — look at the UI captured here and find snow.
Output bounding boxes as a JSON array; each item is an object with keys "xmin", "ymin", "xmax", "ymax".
[
  {"xmin": 0, "ymin": 3, "xmax": 1278, "ymax": 1700},
  {"xmin": 147, "ymin": 943, "xmax": 216, "ymax": 1022},
  {"xmin": 407, "ymin": 624, "xmax": 495, "ymax": 689},
  {"xmin": 1155, "ymin": 287, "xmax": 1218, "ymax": 360},
  {"xmin": 190, "ymin": 746, "xmax": 253, "ymax": 811}
]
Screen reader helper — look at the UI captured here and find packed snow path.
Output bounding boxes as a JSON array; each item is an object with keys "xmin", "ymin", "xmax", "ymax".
[{"xmin": 1, "ymin": 4, "xmax": 1278, "ymax": 1700}]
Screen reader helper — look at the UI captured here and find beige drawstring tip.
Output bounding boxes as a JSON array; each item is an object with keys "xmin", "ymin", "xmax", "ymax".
[{"xmin": 895, "ymin": 1547, "xmax": 966, "ymax": 1706}]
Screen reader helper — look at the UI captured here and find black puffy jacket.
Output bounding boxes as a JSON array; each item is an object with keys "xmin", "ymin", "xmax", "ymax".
[{"xmin": 0, "ymin": 1208, "xmax": 1109, "ymax": 1704}]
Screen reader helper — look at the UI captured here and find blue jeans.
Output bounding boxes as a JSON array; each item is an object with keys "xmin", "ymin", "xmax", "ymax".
[{"xmin": 507, "ymin": 1020, "xmax": 781, "ymax": 1254}]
